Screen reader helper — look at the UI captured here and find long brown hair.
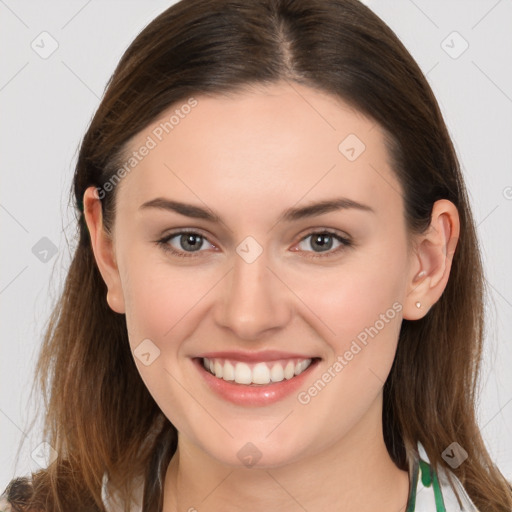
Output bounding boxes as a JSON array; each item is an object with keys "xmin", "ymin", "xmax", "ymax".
[{"xmin": 5, "ymin": 0, "xmax": 512, "ymax": 510}]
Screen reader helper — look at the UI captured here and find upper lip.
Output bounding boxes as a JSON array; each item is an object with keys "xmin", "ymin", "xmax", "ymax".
[{"xmin": 195, "ymin": 350, "xmax": 319, "ymax": 363}]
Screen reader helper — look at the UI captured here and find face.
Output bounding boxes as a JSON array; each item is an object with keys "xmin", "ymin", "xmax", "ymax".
[{"xmin": 98, "ymin": 81, "xmax": 416, "ymax": 468}]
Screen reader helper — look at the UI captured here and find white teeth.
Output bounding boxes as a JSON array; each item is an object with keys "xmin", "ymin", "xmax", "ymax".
[
  {"xmin": 234, "ymin": 362, "xmax": 252, "ymax": 384},
  {"xmin": 252, "ymin": 363, "xmax": 271, "ymax": 384},
  {"xmin": 223, "ymin": 360, "xmax": 235, "ymax": 381},
  {"xmin": 270, "ymin": 363, "xmax": 284, "ymax": 383},
  {"xmin": 284, "ymin": 361, "xmax": 295, "ymax": 380},
  {"xmin": 201, "ymin": 357, "xmax": 313, "ymax": 385},
  {"xmin": 295, "ymin": 360, "xmax": 309, "ymax": 375},
  {"xmin": 214, "ymin": 360, "xmax": 223, "ymax": 378}
]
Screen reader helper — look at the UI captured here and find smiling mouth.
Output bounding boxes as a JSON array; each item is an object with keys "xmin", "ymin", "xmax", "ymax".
[{"xmin": 199, "ymin": 357, "xmax": 319, "ymax": 386}]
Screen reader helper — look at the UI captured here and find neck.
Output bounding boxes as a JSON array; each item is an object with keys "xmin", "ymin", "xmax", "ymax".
[{"xmin": 162, "ymin": 394, "xmax": 410, "ymax": 512}]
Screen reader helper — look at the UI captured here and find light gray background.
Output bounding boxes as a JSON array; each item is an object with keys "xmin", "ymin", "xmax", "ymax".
[{"xmin": 1, "ymin": 0, "xmax": 511, "ymax": 491}]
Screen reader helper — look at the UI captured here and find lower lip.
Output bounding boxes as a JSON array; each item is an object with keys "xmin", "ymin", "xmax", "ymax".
[{"xmin": 193, "ymin": 357, "xmax": 320, "ymax": 407}]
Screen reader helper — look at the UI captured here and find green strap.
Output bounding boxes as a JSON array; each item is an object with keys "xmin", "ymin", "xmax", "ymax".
[
  {"xmin": 420, "ymin": 459, "xmax": 432, "ymax": 487},
  {"xmin": 431, "ymin": 465, "xmax": 447, "ymax": 512}
]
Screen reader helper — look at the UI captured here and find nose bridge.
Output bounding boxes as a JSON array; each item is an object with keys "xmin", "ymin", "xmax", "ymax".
[{"xmin": 214, "ymin": 239, "xmax": 291, "ymax": 339}]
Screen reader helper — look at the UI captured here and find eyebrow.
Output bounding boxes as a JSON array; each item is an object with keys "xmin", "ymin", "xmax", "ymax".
[{"xmin": 139, "ymin": 197, "xmax": 374, "ymax": 223}]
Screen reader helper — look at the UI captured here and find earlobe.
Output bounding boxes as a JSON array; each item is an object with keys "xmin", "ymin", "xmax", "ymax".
[
  {"xmin": 82, "ymin": 187, "xmax": 126, "ymax": 314},
  {"xmin": 403, "ymin": 199, "xmax": 460, "ymax": 320}
]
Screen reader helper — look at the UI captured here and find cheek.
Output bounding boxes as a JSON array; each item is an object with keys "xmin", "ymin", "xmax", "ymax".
[
  {"xmin": 121, "ymin": 257, "xmax": 205, "ymax": 345},
  {"xmin": 290, "ymin": 249, "xmax": 406, "ymax": 350},
  {"xmin": 118, "ymin": 255, "xmax": 205, "ymax": 431},
  {"xmin": 289, "ymin": 252, "xmax": 406, "ymax": 424},
  {"xmin": 289, "ymin": 248, "xmax": 407, "ymax": 418},
  {"xmin": 334, "ymin": 271, "xmax": 403, "ymax": 347}
]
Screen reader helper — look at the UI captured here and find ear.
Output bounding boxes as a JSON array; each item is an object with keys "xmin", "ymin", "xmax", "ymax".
[
  {"xmin": 403, "ymin": 199, "xmax": 460, "ymax": 320},
  {"xmin": 82, "ymin": 186, "xmax": 125, "ymax": 314}
]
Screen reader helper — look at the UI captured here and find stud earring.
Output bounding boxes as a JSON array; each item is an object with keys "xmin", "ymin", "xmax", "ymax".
[{"xmin": 415, "ymin": 301, "xmax": 421, "ymax": 308}]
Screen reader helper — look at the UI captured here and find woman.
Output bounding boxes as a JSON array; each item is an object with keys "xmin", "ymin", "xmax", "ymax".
[{"xmin": 2, "ymin": 0, "xmax": 511, "ymax": 510}]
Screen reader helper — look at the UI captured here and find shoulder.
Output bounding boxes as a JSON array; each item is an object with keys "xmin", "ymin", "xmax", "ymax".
[
  {"xmin": 412, "ymin": 442, "xmax": 479, "ymax": 512},
  {"xmin": 0, "ymin": 476, "xmax": 35, "ymax": 512},
  {"xmin": 1, "ymin": 471, "xmax": 102, "ymax": 512}
]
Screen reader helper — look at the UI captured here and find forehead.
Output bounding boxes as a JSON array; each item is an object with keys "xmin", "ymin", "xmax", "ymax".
[{"xmin": 115, "ymin": 81, "xmax": 402, "ymax": 221}]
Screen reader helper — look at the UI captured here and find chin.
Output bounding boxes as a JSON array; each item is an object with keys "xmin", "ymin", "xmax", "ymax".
[{"xmin": 195, "ymin": 429, "xmax": 314, "ymax": 470}]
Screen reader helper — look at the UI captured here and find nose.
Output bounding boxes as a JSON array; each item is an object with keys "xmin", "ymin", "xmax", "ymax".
[{"xmin": 213, "ymin": 248, "xmax": 292, "ymax": 341}]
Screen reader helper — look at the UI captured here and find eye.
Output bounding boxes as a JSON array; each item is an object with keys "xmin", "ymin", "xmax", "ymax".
[
  {"xmin": 294, "ymin": 230, "xmax": 352, "ymax": 258},
  {"xmin": 155, "ymin": 229, "xmax": 352, "ymax": 259},
  {"xmin": 156, "ymin": 230, "xmax": 216, "ymax": 258}
]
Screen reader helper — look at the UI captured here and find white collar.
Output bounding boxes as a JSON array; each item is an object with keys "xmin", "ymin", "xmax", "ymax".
[{"xmin": 101, "ymin": 471, "xmax": 144, "ymax": 512}]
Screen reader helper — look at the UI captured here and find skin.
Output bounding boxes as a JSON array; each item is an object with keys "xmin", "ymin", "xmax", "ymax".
[{"xmin": 83, "ymin": 80, "xmax": 459, "ymax": 512}]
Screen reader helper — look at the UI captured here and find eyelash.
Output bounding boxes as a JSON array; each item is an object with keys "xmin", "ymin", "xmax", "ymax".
[{"xmin": 155, "ymin": 229, "xmax": 352, "ymax": 259}]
